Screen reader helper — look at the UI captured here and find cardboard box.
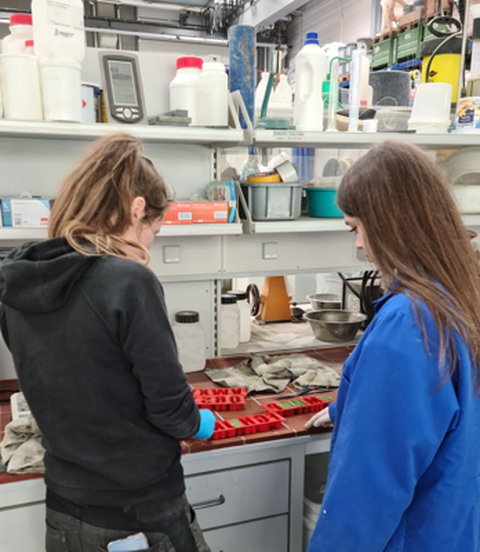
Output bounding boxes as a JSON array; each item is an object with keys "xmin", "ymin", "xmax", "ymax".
[
  {"xmin": 1, "ymin": 199, "xmax": 52, "ymax": 228},
  {"xmin": 163, "ymin": 201, "xmax": 228, "ymax": 225}
]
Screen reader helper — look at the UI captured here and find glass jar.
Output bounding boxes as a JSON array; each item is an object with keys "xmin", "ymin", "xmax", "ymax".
[
  {"xmin": 220, "ymin": 294, "xmax": 240, "ymax": 349},
  {"xmin": 172, "ymin": 310, "xmax": 206, "ymax": 373}
]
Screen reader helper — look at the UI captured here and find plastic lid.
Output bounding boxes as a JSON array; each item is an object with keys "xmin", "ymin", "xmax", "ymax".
[
  {"xmin": 227, "ymin": 290, "xmax": 247, "ymax": 301},
  {"xmin": 221, "ymin": 294, "xmax": 237, "ymax": 304},
  {"xmin": 176, "ymin": 56, "xmax": 203, "ymax": 70},
  {"xmin": 175, "ymin": 310, "xmax": 199, "ymax": 323},
  {"xmin": 10, "ymin": 14, "xmax": 32, "ymax": 26},
  {"xmin": 25, "ymin": 40, "xmax": 34, "ymax": 47},
  {"xmin": 304, "ymin": 32, "xmax": 319, "ymax": 46},
  {"xmin": 474, "ymin": 18, "xmax": 480, "ymax": 40}
]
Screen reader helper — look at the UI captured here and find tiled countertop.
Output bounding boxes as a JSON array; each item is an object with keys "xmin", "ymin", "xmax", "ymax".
[{"xmin": 0, "ymin": 345, "xmax": 352, "ymax": 486}]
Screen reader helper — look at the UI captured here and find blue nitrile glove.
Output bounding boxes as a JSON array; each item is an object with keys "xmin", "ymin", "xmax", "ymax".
[{"xmin": 192, "ymin": 409, "xmax": 216, "ymax": 440}]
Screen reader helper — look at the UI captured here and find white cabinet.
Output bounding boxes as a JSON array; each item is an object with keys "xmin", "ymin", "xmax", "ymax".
[{"xmin": 0, "ymin": 502, "xmax": 45, "ymax": 552}]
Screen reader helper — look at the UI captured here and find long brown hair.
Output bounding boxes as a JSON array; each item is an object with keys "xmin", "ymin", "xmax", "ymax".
[
  {"xmin": 337, "ymin": 139, "xmax": 480, "ymax": 385},
  {"xmin": 48, "ymin": 132, "xmax": 170, "ymax": 264}
]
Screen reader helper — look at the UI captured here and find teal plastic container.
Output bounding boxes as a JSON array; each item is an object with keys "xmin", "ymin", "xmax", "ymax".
[{"xmin": 304, "ymin": 187, "xmax": 343, "ymax": 218}]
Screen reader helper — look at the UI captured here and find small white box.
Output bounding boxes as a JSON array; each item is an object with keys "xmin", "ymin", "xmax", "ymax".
[{"xmin": 1, "ymin": 198, "xmax": 52, "ymax": 228}]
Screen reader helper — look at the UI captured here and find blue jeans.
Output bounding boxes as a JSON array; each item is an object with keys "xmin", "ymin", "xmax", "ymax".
[{"xmin": 45, "ymin": 493, "xmax": 210, "ymax": 552}]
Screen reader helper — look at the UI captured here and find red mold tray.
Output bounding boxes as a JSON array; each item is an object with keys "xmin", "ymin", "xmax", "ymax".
[
  {"xmin": 193, "ymin": 387, "xmax": 247, "ymax": 397},
  {"xmin": 193, "ymin": 387, "xmax": 247, "ymax": 411},
  {"xmin": 261, "ymin": 395, "xmax": 335, "ymax": 417},
  {"xmin": 211, "ymin": 412, "xmax": 285, "ymax": 440}
]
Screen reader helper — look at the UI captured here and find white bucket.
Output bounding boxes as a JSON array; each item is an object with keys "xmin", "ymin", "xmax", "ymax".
[
  {"xmin": 408, "ymin": 82, "xmax": 452, "ymax": 133},
  {"xmin": 303, "ymin": 515, "xmax": 317, "ymax": 552},
  {"xmin": 40, "ymin": 59, "xmax": 81, "ymax": 122},
  {"xmin": 0, "ymin": 54, "xmax": 43, "ymax": 121}
]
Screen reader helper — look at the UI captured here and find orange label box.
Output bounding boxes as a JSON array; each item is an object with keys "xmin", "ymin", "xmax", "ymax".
[{"xmin": 163, "ymin": 201, "xmax": 228, "ymax": 225}]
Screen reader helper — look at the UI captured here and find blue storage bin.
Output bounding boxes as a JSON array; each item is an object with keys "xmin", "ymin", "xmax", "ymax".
[{"xmin": 304, "ymin": 187, "xmax": 343, "ymax": 218}]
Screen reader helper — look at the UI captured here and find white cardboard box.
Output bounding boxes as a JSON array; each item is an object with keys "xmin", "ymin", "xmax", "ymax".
[{"xmin": 1, "ymin": 199, "xmax": 52, "ymax": 228}]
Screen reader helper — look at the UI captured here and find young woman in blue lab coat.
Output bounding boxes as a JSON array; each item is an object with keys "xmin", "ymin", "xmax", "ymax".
[
  {"xmin": 305, "ymin": 140, "xmax": 480, "ymax": 552},
  {"xmin": 0, "ymin": 133, "xmax": 214, "ymax": 552}
]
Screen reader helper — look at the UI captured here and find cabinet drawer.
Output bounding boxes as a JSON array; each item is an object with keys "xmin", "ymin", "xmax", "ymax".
[
  {"xmin": 186, "ymin": 460, "xmax": 289, "ymax": 530},
  {"xmin": 203, "ymin": 514, "xmax": 288, "ymax": 552}
]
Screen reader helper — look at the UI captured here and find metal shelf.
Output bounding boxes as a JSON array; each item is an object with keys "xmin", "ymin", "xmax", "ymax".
[
  {"xmin": 159, "ymin": 222, "xmax": 243, "ymax": 236},
  {"xmin": 254, "ymin": 129, "xmax": 480, "ymax": 149},
  {"xmin": 0, "ymin": 119, "xmax": 247, "ymax": 146}
]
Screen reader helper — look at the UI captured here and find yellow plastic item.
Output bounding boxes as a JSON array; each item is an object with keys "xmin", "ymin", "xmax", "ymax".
[
  {"xmin": 421, "ymin": 53, "xmax": 461, "ymax": 103},
  {"xmin": 247, "ymin": 173, "xmax": 281, "ymax": 183}
]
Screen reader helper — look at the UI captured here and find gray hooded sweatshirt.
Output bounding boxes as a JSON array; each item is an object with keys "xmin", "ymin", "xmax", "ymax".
[{"xmin": 0, "ymin": 237, "xmax": 200, "ymax": 506}]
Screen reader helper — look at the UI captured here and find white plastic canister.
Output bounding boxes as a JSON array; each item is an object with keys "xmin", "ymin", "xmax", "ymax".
[
  {"xmin": 226, "ymin": 290, "xmax": 251, "ymax": 343},
  {"xmin": 198, "ymin": 61, "xmax": 228, "ymax": 127},
  {"xmin": 32, "ymin": 0, "xmax": 85, "ymax": 63},
  {"xmin": 172, "ymin": 311, "xmax": 206, "ymax": 374},
  {"xmin": 2, "ymin": 14, "xmax": 33, "ymax": 55},
  {"xmin": 0, "ymin": 54, "xmax": 43, "ymax": 121},
  {"xmin": 294, "ymin": 32, "xmax": 327, "ymax": 131},
  {"xmin": 40, "ymin": 58, "xmax": 82, "ymax": 122},
  {"xmin": 220, "ymin": 294, "xmax": 240, "ymax": 350},
  {"xmin": 169, "ymin": 56, "xmax": 203, "ymax": 125}
]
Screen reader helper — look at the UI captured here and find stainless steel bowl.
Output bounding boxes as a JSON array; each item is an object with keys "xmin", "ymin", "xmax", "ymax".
[
  {"xmin": 304, "ymin": 309, "xmax": 368, "ymax": 342},
  {"xmin": 306, "ymin": 293, "xmax": 342, "ymax": 310}
]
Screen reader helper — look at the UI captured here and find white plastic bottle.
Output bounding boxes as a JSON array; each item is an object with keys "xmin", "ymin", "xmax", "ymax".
[
  {"xmin": 31, "ymin": 0, "xmax": 85, "ymax": 63},
  {"xmin": 2, "ymin": 14, "xmax": 33, "ymax": 55},
  {"xmin": 220, "ymin": 294, "xmax": 240, "ymax": 350},
  {"xmin": 294, "ymin": 31, "xmax": 327, "ymax": 131},
  {"xmin": 24, "ymin": 40, "xmax": 35, "ymax": 55},
  {"xmin": 169, "ymin": 56, "xmax": 203, "ymax": 126},
  {"xmin": 227, "ymin": 290, "xmax": 251, "ymax": 343},
  {"xmin": 198, "ymin": 61, "xmax": 228, "ymax": 127},
  {"xmin": 270, "ymin": 73, "xmax": 294, "ymax": 121},
  {"xmin": 172, "ymin": 311, "xmax": 206, "ymax": 373}
]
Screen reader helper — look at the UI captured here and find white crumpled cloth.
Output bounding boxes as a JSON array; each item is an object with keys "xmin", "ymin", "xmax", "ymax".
[
  {"xmin": 0, "ymin": 415, "xmax": 45, "ymax": 474},
  {"xmin": 206, "ymin": 353, "xmax": 341, "ymax": 393}
]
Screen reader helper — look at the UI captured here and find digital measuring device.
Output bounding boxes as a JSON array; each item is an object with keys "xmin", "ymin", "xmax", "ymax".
[{"xmin": 99, "ymin": 52, "xmax": 146, "ymax": 124}]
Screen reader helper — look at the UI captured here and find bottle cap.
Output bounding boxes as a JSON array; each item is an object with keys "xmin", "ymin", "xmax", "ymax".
[
  {"xmin": 175, "ymin": 310, "xmax": 200, "ymax": 323},
  {"xmin": 221, "ymin": 294, "xmax": 237, "ymax": 304},
  {"xmin": 10, "ymin": 14, "xmax": 32, "ymax": 26},
  {"xmin": 176, "ymin": 56, "xmax": 203, "ymax": 70},
  {"xmin": 227, "ymin": 290, "xmax": 247, "ymax": 301},
  {"xmin": 304, "ymin": 31, "xmax": 319, "ymax": 46},
  {"xmin": 25, "ymin": 40, "xmax": 34, "ymax": 48},
  {"xmin": 474, "ymin": 18, "xmax": 480, "ymax": 40}
]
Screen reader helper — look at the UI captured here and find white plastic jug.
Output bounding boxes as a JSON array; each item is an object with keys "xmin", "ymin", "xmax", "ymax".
[
  {"xmin": 169, "ymin": 56, "xmax": 203, "ymax": 125},
  {"xmin": 197, "ymin": 61, "xmax": 228, "ymax": 127},
  {"xmin": 2, "ymin": 14, "xmax": 33, "ymax": 55},
  {"xmin": 32, "ymin": 0, "xmax": 85, "ymax": 63},
  {"xmin": 294, "ymin": 32, "xmax": 327, "ymax": 131}
]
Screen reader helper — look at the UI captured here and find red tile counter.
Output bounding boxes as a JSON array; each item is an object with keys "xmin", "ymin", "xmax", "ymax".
[{"xmin": 0, "ymin": 346, "xmax": 352, "ymax": 485}]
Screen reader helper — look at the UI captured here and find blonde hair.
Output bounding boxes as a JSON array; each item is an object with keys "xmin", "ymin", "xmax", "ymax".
[
  {"xmin": 48, "ymin": 133, "xmax": 170, "ymax": 265},
  {"xmin": 337, "ymin": 140, "xmax": 480, "ymax": 387}
]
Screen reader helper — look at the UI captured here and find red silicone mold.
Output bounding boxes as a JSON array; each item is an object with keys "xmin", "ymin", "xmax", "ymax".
[
  {"xmin": 211, "ymin": 412, "xmax": 285, "ymax": 440},
  {"xmin": 261, "ymin": 395, "xmax": 335, "ymax": 417},
  {"xmin": 193, "ymin": 387, "xmax": 247, "ymax": 411}
]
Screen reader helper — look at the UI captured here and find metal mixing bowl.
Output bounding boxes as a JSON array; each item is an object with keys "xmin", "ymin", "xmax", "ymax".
[
  {"xmin": 304, "ymin": 309, "xmax": 368, "ymax": 342},
  {"xmin": 306, "ymin": 293, "xmax": 342, "ymax": 310}
]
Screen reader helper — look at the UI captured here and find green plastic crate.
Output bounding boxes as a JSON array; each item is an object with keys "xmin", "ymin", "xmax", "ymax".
[
  {"xmin": 396, "ymin": 25, "xmax": 422, "ymax": 62},
  {"xmin": 372, "ymin": 37, "xmax": 395, "ymax": 69}
]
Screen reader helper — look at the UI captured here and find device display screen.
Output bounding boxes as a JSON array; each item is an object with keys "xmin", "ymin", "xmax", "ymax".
[{"xmin": 108, "ymin": 60, "xmax": 138, "ymax": 107}]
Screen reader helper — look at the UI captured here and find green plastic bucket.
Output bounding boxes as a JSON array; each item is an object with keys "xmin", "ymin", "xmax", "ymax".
[{"xmin": 304, "ymin": 187, "xmax": 343, "ymax": 218}]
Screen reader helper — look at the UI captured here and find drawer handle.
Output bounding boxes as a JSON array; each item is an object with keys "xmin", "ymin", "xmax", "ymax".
[{"xmin": 191, "ymin": 494, "xmax": 226, "ymax": 510}]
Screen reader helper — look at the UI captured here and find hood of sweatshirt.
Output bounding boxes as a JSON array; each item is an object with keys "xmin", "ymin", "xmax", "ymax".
[{"xmin": 0, "ymin": 238, "xmax": 97, "ymax": 314}]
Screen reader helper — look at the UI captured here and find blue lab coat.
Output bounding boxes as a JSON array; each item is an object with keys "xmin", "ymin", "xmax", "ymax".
[{"xmin": 307, "ymin": 290, "xmax": 480, "ymax": 552}]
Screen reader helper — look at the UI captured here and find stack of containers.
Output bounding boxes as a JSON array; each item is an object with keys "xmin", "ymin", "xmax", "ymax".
[
  {"xmin": 32, "ymin": 0, "xmax": 86, "ymax": 122},
  {"xmin": 0, "ymin": 14, "xmax": 43, "ymax": 121}
]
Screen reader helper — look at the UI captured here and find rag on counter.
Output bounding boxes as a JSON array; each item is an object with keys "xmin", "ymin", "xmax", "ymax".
[
  {"xmin": 0, "ymin": 414, "xmax": 45, "ymax": 474},
  {"xmin": 205, "ymin": 353, "xmax": 340, "ymax": 393}
]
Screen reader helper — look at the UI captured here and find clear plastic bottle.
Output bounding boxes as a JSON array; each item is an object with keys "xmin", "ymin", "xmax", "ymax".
[
  {"xmin": 220, "ymin": 294, "xmax": 240, "ymax": 349},
  {"xmin": 172, "ymin": 311, "xmax": 206, "ymax": 373},
  {"xmin": 294, "ymin": 32, "xmax": 327, "ymax": 131},
  {"xmin": 226, "ymin": 290, "xmax": 251, "ymax": 343},
  {"xmin": 169, "ymin": 56, "xmax": 203, "ymax": 125},
  {"xmin": 2, "ymin": 14, "xmax": 33, "ymax": 55},
  {"xmin": 31, "ymin": 0, "xmax": 85, "ymax": 63},
  {"xmin": 198, "ymin": 61, "xmax": 228, "ymax": 127}
]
